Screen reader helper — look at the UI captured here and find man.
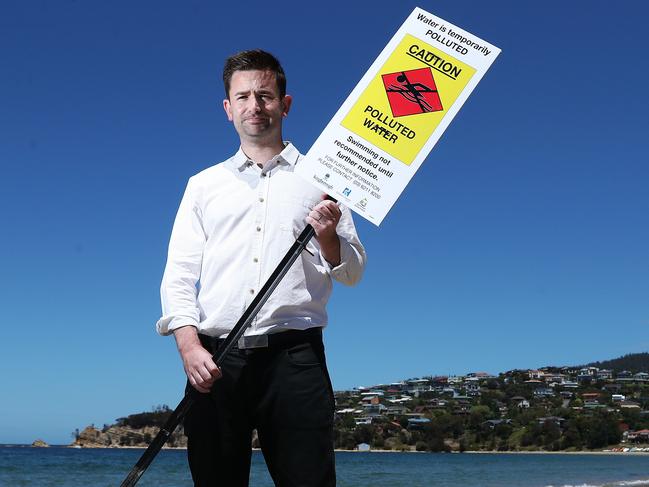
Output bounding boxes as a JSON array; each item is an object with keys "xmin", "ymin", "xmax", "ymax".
[{"xmin": 156, "ymin": 49, "xmax": 366, "ymax": 486}]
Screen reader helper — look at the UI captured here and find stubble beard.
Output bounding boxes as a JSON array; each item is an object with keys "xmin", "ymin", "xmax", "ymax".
[{"xmin": 239, "ymin": 117, "xmax": 280, "ymax": 144}]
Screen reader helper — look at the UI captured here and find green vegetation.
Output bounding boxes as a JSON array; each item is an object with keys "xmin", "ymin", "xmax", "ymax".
[
  {"xmin": 76, "ymin": 353, "xmax": 649, "ymax": 452},
  {"xmin": 332, "ymin": 356, "xmax": 649, "ymax": 452},
  {"xmin": 116, "ymin": 404, "xmax": 172, "ymax": 429},
  {"xmin": 583, "ymin": 352, "xmax": 649, "ymax": 373}
]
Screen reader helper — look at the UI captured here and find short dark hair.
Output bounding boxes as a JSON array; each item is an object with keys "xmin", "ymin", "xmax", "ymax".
[{"xmin": 223, "ymin": 49, "xmax": 286, "ymax": 99}]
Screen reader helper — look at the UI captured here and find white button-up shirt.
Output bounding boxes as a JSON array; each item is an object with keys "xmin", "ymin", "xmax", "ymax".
[{"xmin": 156, "ymin": 143, "xmax": 366, "ymax": 338}]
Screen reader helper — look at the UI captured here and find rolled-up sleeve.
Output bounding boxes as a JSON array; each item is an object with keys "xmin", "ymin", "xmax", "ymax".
[
  {"xmin": 319, "ymin": 205, "xmax": 366, "ymax": 286},
  {"xmin": 156, "ymin": 177, "xmax": 206, "ymax": 335}
]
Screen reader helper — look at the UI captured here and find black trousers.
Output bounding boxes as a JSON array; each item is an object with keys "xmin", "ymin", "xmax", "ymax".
[{"xmin": 183, "ymin": 329, "xmax": 336, "ymax": 487}]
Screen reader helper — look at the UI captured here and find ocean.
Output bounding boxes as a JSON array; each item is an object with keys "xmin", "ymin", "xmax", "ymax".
[{"xmin": 1, "ymin": 447, "xmax": 648, "ymax": 487}]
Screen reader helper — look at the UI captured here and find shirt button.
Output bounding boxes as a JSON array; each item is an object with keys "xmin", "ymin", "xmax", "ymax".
[
  {"xmin": 259, "ymin": 197, "xmax": 264, "ymax": 202},
  {"xmin": 249, "ymin": 289, "xmax": 255, "ymax": 294},
  {"xmin": 261, "ymin": 173, "xmax": 267, "ymax": 178},
  {"xmin": 253, "ymin": 257, "xmax": 259, "ymax": 263},
  {"xmin": 256, "ymin": 226, "xmax": 262, "ymax": 232}
]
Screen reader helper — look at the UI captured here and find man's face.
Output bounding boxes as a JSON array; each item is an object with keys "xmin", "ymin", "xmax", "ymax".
[{"xmin": 223, "ymin": 69, "xmax": 291, "ymax": 144}]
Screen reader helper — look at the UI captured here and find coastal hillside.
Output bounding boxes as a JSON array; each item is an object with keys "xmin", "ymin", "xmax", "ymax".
[
  {"xmin": 71, "ymin": 352, "xmax": 649, "ymax": 452},
  {"xmin": 581, "ymin": 352, "xmax": 649, "ymax": 374},
  {"xmin": 72, "ymin": 405, "xmax": 186, "ymax": 448}
]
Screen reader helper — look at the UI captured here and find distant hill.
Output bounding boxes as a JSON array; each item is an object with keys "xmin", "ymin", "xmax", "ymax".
[
  {"xmin": 71, "ymin": 405, "xmax": 187, "ymax": 448},
  {"xmin": 581, "ymin": 352, "xmax": 649, "ymax": 373},
  {"xmin": 71, "ymin": 351, "xmax": 649, "ymax": 452}
]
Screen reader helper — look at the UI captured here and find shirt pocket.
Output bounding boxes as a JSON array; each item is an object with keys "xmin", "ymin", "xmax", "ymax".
[{"xmin": 279, "ymin": 196, "xmax": 319, "ymax": 235}]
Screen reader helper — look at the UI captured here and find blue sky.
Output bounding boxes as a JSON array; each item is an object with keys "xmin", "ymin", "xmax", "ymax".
[{"xmin": 1, "ymin": 1, "xmax": 647, "ymax": 445}]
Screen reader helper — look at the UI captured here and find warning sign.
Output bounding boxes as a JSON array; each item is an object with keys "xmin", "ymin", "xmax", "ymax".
[
  {"xmin": 382, "ymin": 67, "xmax": 443, "ymax": 117},
  {"xmin": 295, "ymin": 7, "xmax": 500, "ymax": 225},
  {"xmin": 341, "ymin": 34, "xmax": 476, "ymax": 165}
]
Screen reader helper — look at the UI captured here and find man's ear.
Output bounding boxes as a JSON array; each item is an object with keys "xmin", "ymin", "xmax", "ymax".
[
  {"xmin": 223, "ymin": 98, "xmax": 233, "ymax": 121},
  {"xmin": 281, "ymin": 95, "xmax": 292, "ymax": 117}
]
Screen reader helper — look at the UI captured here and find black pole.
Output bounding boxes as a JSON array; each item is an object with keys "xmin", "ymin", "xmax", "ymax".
[{"xmin": 119, "ymin": 224, "xmax": 317, "ymax": 487}]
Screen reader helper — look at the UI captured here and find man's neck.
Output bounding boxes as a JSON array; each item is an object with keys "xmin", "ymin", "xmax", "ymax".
[{"xmin": 240, "ymin": 139, "xmax": 286, "ymax": 166}]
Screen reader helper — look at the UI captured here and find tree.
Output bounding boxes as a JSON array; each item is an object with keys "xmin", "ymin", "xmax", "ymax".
[
  {"xmin": 422, "ymin": 421, "xmax": 446, "ymax": 451},
  {"xmin": 577, "ymin": 413, "xmax": 621, "ymax": 449},
  {"xmin": 540, "ymin": 420, "xmax": 561, "ymax": 449},
  {"xmin": 494, "ymin": 423, "xmax": 513, "ymax": 440},
  {"xmin": 353, "ymin": 424, "xmax": 373, "ymax": 445},
  {"xmin": 520, "ymin": 424, "xmax": 542, "ymax": 447},
  {"xmin": 435, "ymin": 412, "xmax": 464, "ymax": 438},
  {"xmin": 560, "ymin": 422, "xmax": 583, "ymax": 449},
  {"xmin": 468, "ymin": 405, "xmax": 491, "ymax": 429}
]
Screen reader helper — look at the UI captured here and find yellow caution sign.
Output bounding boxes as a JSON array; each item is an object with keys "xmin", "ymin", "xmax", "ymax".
[
  {"xmin": 341, "ymin": 34, "xmax": 476, "ymax": 165},
  {"xmin": 297, "ymin": 7, "xmax": 501, "ymax": 225}
]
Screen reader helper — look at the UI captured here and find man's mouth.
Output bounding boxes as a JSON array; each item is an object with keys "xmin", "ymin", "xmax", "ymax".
[{"xmin": 245, "ymin": 117, "xmax": 268, "ymax": 124}]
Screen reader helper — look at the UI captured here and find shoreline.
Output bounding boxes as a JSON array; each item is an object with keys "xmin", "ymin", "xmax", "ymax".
[
  {"xmin": 463, "ymin": 449, "xmax": 649, "ymax": 455},
  {"xmin": 5, "ymin": 444, "xmax": 648, "ymax": 455}
]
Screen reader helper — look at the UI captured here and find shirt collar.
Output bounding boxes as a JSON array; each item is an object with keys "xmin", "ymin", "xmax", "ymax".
[{"xmin": 230, "ymin": 142, "xmax": 299, "ymax": 171}]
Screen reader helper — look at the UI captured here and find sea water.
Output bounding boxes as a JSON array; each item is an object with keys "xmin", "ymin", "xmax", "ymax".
[{"xmin": 1, "ymin": 446, "xmax": 649, "ymax": 487}]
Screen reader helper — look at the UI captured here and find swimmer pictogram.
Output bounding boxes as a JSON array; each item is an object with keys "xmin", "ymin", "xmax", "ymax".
[{"xmin": 382, "ymin": 67, "xmax": 443, "ymax": 117}]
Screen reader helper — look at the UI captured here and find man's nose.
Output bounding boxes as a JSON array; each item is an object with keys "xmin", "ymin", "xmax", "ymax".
[{"xmin": 248, "ymin": 95, "xmax": 262, "ymax": 112}]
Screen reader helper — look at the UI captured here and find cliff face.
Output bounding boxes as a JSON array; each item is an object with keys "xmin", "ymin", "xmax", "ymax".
[{"xmin": 72, "ymin": 425, "xmax": 187, "ymax": 448}]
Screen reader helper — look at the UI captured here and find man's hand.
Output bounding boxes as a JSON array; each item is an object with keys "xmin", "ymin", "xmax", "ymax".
[
  {"xmin": 173, "ymin": 326, "xmax": 222, "ymax": 393},
  {"xmin": 306, "ymin": 195, "xmax": 341, "ymax": 267}
]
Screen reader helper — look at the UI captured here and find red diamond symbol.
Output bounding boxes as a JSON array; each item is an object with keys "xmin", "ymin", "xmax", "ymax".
[{"xmin": 382, "ymin": 68, "xmax": 443, "ymax": 117}]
